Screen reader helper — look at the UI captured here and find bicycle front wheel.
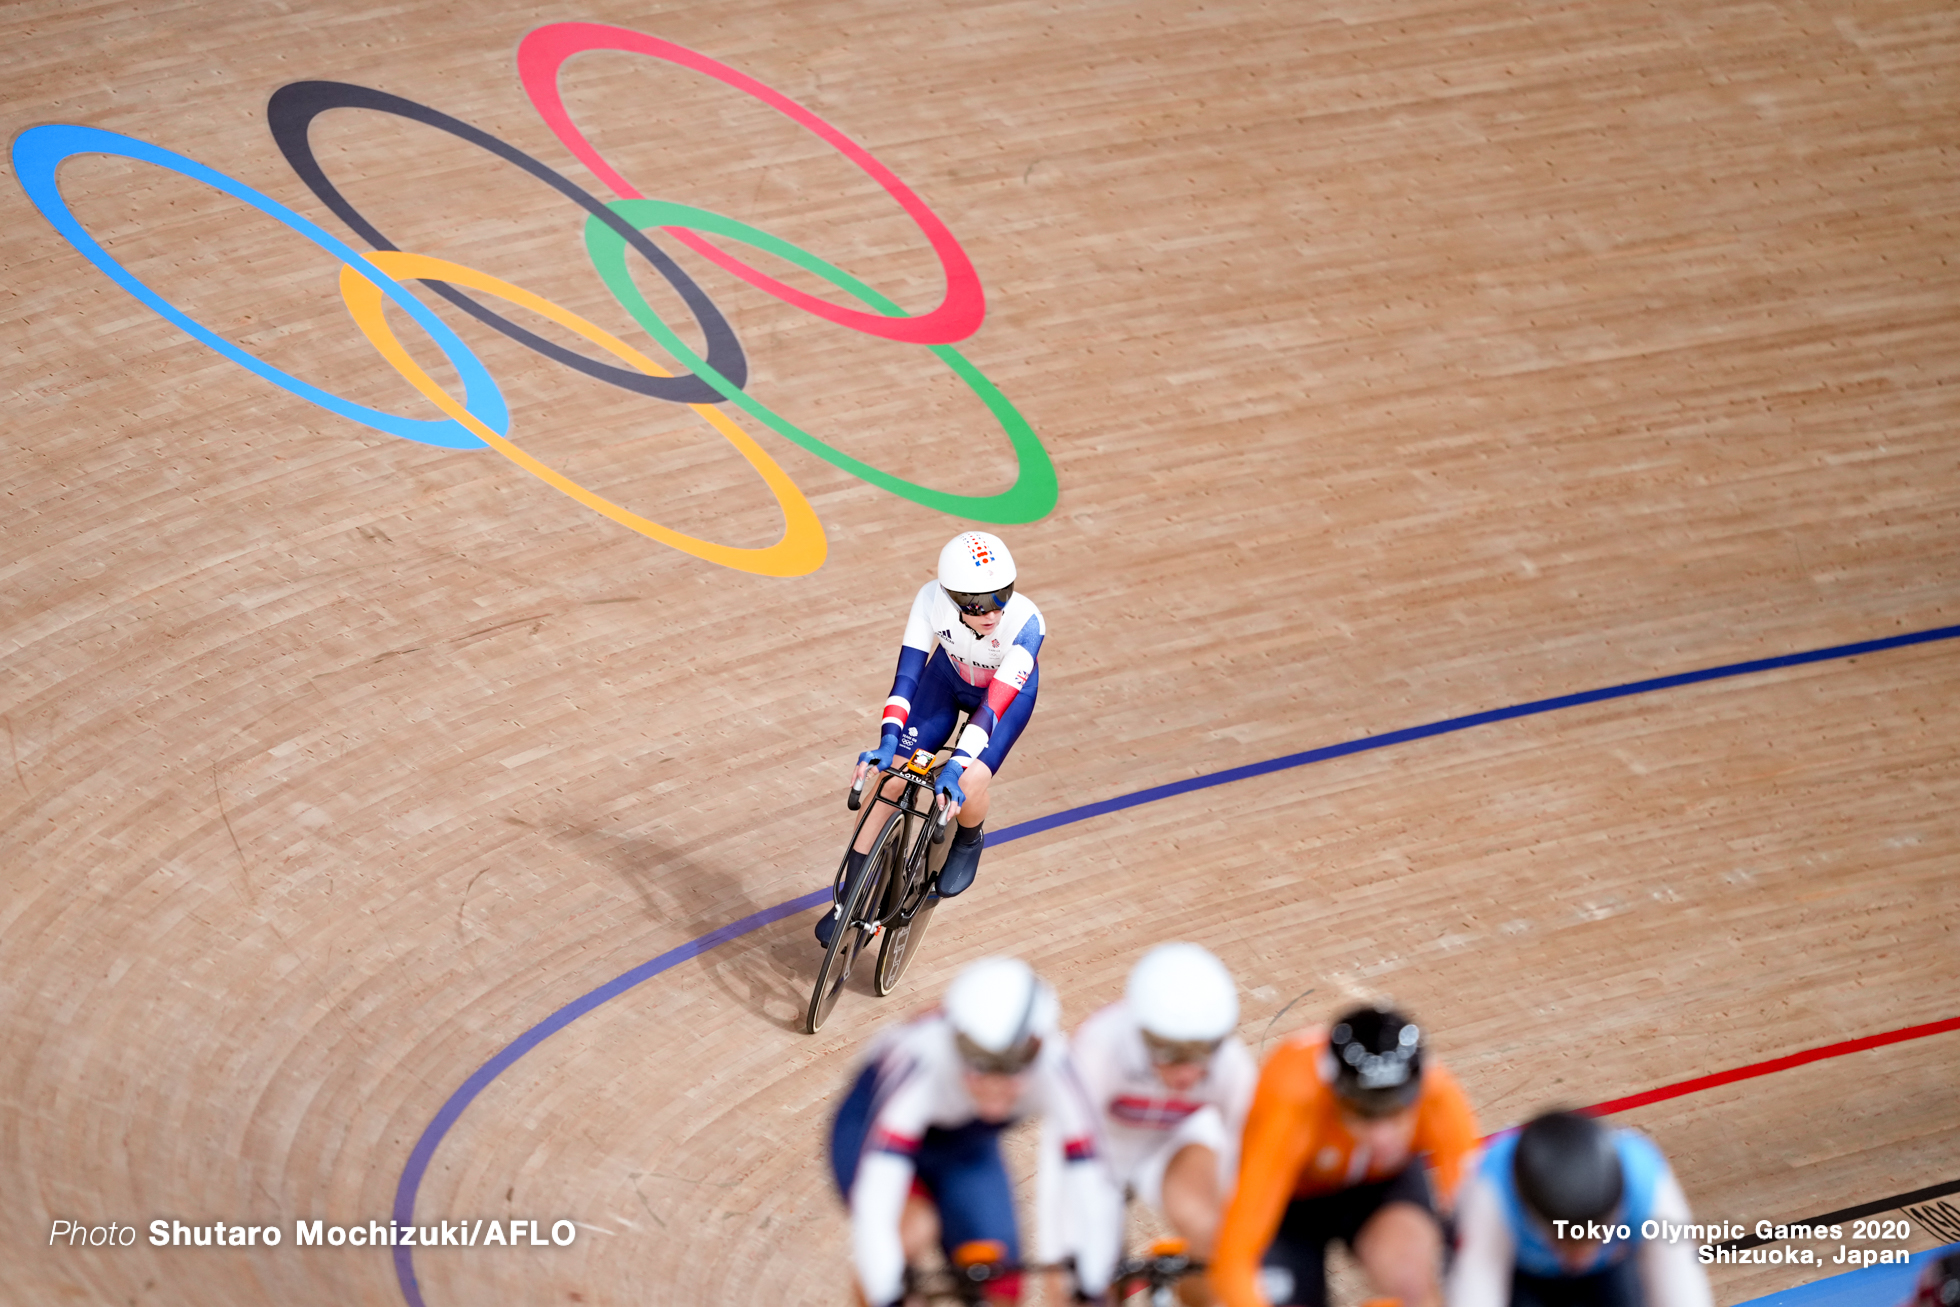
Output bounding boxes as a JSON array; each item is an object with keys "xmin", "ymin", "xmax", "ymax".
[
  {"xmin": 806, "ymin": 813, "xmax": 902, "ymax": 1034},
  {"xmin": 874, "ymin": 894, "xmax": 936, "ymax": 997}
]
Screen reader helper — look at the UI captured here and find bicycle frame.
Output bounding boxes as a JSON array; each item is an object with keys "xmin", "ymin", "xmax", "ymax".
[
  {"xmin": 838, "ymin": 756, "xmax": 951, "ymax": 923},
  {"xmin": 903, "ymin": 1249, "xmax": 1202, "ymax": 1306},
  {"xmin": 806, "ymin": 732, "xmax": 962, "ymax": 1032}
]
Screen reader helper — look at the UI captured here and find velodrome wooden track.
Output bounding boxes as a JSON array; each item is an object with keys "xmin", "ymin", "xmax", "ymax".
[{"xmin": 4, "ymin": 0, "xmax": 1957, "ymax": 1304}]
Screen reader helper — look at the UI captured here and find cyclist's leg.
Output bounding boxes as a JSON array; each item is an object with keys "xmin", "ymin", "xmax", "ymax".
[
  {"xmin": 850, "ymin": 773, "xmax": 910, "ymax": 855},
  {"xmin": 936, "ymin": 666, "xmax": 1037, "ymax": 897},
  {"xmin": 1349, "ymin": 1166, "xmax": 1445, "ymax": 1307},
  {"xmin": 932, "ymin": 759, "xmax": 990, "ymax": 898},
  {"xmin": 1510, "ymin": 1256, "xmax": 1643, "ymax": 1307},
  {"xmin": 1508, "ymin": 1267, "xmax": 1573, "ymax": 1307},
  {"xmin": 1259, "ymin": 1194, "xmax": 1334, "ymax": 1307},
  {"xmin": 853, "ymin": 650, "xmax": 964, "ymax": 856},
  {"xmin": 817, "ymin": 809, "xmax": 892, "ymax": 947},
  {"xmin": 1592, "ymin": 1256, "xmax": 1644, "ymax": 1307},
  {"xmin": 819, "ymin": 657, "xmax": 966, "ymax": 944},
  {"xmin": 1143, "ymin": 1107, "xmax": 1229, "ymax": 1255},
  {"xmin": 960, "ymin": 661, "xmax": 1038, "ymax": 828},
  {"xmin": 913, "ymin": 1120, "xmax": 1022, "ymax": 1301},
  {"xmin": 818, "ymin": 801, "xmax": 902, "ymax": 947},
  {"xmin": 1126, "ymin": 1108, "xmax": 1227, "ymax": 1304},
  {"xmin": 900, "ymin": 1187, "xmax": 941, "ymax": 1270}
]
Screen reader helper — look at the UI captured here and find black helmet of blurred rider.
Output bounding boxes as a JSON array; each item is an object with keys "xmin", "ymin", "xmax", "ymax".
[
  {"xmin": 1514, "ymin": 1110, "xmax": 1626, "ymax": 1229},
  {"xmin": 1325, "ymin": 1005, "xmax": 1423, "ymax": 1119}
]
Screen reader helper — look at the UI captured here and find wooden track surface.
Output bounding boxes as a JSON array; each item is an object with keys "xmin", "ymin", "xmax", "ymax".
[{"xmin": 3, "ymin": 0, "xmax": 1957, "ymax": 1303}]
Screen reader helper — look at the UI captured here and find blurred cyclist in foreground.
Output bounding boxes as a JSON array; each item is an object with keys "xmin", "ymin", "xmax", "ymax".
[
  {"xmin": 829, "ymin": 956, "xmax": 1114, "ymax": 1306},
  {"xmin": 1212, "ymin": 1004, "xmax": 1481, "ymax": 1307},
  {"xmin": 1448, "ymin": 1108, "xmax": 1713, "ymax": 1306},
  {"xmin": 1039, "ymin": 942, "xmax": 1257, "ymax": 1305}
]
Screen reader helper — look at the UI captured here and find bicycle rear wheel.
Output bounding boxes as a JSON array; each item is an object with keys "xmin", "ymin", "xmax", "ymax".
[
  {"xmin": 806, "ymin": 813, "xmax": 902, "ymax": 1034},
  {"xmin": 874, "ymin": 825, "xmax": 939, "ymax": 997},
  {"xmin": 874, "ymin": 894, "xmax": 936, "ymax": 996}
]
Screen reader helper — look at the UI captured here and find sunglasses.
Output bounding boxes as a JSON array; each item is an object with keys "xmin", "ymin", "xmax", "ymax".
[
  {"xmin": 1335, "ymin": 1085, "xmax": 1422, "ymax": 1120},
  {"xmin": 1142, "ymin": 1030, "xmax": 1222, "ymax": 1067},
  {"xmin": 945, "ymin": 583, "xmax": 1014, "ymax": 616},
  {"xmin": 955, "ymin": 1030, "xmax": 1042, "ymax": 1076}
]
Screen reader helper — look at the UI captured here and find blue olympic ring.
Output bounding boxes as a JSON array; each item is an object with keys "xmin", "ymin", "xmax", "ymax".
[{"xmin": 12, "ymin": 123, "xmax": 504, "ymax": 450}]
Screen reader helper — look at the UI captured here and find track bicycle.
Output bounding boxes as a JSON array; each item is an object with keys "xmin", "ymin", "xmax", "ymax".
[
  {"xmin": 805, "ymin": 742, "xmax": 956, "ymax": 1034},
  {"xmin": 901, "ymin": 1239, "xmax": 1206, "ymax": 1306},
  {"xmin": 1108, "ymin": 1238, "xmax": 1205, "ymax": 1307},
  {"xmin": 903, "ymin": 1241, "xmax": 1062, "ymax": 1307}
]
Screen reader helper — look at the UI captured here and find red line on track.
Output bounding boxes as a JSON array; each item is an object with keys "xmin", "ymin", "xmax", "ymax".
[{"xmin": 1585, "ymin": 1014, "xmax": 1960, "ymax": 1118}]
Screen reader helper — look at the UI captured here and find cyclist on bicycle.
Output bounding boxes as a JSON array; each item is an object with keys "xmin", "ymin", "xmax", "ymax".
[
  {"xmin": 1448, "ymin": 1109, "xmax": 1713, "ymax": 1307},
  {"xmin": 1212, "ymin": 1004, "xmax": 1481, "ymax": 1307},
  {"xmin": 829, "ymin": 956, "xmax": 1116, "ymax": 1306},
  {"xmin": 816, "ymin": 531, "xmax": 1043, "ymax": 948},
  {"xmin": 1038, "ymin": 943, "xmax": 1256, "ymax": 1306}
]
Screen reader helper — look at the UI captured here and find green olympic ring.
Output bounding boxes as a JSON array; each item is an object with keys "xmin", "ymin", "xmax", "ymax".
[{"xmin": 584, "ymin": 199, "xmax": 1058, "ymax": 524}]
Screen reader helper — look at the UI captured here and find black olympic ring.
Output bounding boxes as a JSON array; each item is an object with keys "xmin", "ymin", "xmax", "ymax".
[{"xmin": 266, "ymin": 80, "xmax": 747, "ymax": 406}]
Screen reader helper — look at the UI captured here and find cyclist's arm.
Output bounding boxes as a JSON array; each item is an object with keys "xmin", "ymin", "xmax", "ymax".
[
  {"xmin": 1032, "ymin": 1046, "xmax": 1119, "ymax": 1296},
  {"xmin": 950, "ymin": 609, "xmax": 1043, "ymax": 765},
  {"xmin": 875, "ymin": 585, "xmax": 941, "ymax": 751},
  {"xmin": 850, "ymin": 1149, "xmax": 915, "ymax": 1307},
  {"xmin": 1034, "ymin": 1013, "xmax": 1115, "ymax": 1267},
  {"xmin": 849, "ymin": 1070, "xmax": 934, "ymax": 1307},
  {"xmin": 1213, "ymin": 1037, "xmax": 1260, "ymax": 1188},
  {"xmin": 1033, "ymin": 1117, "xmax": 1067, "ymax": 1265},
  {"xmin": 1444, "ymin": 1173, "xmax": 1514, "ymax": 1307},
  {"xmin": 1635, "ymin": 1169, "xmax": 1714, "ymax": 1307},
  {"xmin": 1212, "ymin": 1048, "xmax": 1320, "ymax": 1307},
  {"xmin": 1412, "ymin": 1062, "xmax": 1482, "ymax": 1213}
]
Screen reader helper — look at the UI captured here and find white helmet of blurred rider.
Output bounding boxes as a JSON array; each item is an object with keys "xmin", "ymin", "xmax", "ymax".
[
  {"xmin": 938, "ymin": 532, "xmax": 1017, "ymax": 610},
  {"xmin": 1126, "ymin": 943, "xmax": 1239, "ymax": 1053},
  {"xmin": 945, "ymin": 956, "xmax": 1056, "ymax": 1074}
]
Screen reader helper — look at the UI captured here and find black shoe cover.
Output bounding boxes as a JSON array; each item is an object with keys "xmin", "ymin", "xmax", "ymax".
[
  {"xmin": 816, "ymin": 849, "xmax": 870, "ymax": 948},
  {"xmin": 937, "ymin": 826, "xmax": 984, "ymax": 897}
]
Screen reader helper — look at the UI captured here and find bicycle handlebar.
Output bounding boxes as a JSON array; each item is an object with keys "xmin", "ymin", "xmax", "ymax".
[
  {"xmin": 903, "ymin": 1250, "xmax": 1202, "ymax": 1304},
  {"xmin": 1110, "ymin": 1249, "xmax": 1206, "ymax": 1298},
  {"xmin": 846, "ymin": 762, "xmax": 909, "ymax": 811},
  {"xmin": 903, "ymin": 1258, "xmax": 1074, "ymax": 1304}
]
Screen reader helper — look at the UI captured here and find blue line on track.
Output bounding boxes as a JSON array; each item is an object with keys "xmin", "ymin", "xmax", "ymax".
[
  {"xmin": 1737, "ymin": 1240, "xmax": 1957, "ymax": 1305},
  {"xmin": 389, "ymin": 891, "xmax": 825, "ymax": 1304},
  {"xmin": 986, "ymin": 622, "xmax": 1960, "ymax": 846},
  {"xmin": 390, "ymin": 621, "xmax": 1960, "ymax": 1307}
]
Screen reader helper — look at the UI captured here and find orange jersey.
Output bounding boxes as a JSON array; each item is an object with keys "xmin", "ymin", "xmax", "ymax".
[{"xmin": 1212, "ymin": 1029, "xmax": 1482, "ymax": 1307}]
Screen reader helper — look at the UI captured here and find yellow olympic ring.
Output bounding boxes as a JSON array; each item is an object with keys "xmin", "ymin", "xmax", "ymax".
[{"xmin": 338, "ymin": 250, "xmax": 826, "ymax": 577}]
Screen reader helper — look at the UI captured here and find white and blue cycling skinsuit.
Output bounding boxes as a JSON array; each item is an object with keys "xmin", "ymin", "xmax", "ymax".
[
  {"xmin": 817, "ymin": 581, "xmax": 1044, "ymax": 945},
  {"xmin": 829, "ymin": 1012, "xmax": 1116, "ymax": 1307},
  {"xmin": 876, "ymin": 580, "xmax": 1044, "ymax": 780}
]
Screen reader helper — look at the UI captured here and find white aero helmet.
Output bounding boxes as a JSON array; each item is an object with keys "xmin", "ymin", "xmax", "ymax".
[
  {"xmin": 938, "ymin": 532, "xmax": 1017, "ymax": 612},
  {"xmin": 1126, "ymin": 943, "xmax": 1239, "ymax": 1053},
  {"xmin": 944, "ymin": 956, "xmax": 1056, "ymax": 1074}
]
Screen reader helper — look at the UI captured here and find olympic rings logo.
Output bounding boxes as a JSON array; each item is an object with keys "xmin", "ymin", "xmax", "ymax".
[{"xmin": 12, "ymin": 22, "xmax": 1058, "ymax": 578}]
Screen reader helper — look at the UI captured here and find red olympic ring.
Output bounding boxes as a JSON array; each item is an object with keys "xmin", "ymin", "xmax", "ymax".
[{"xmin": 517, "ymin": 22, "xmax": 986, "ymax": 347}]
